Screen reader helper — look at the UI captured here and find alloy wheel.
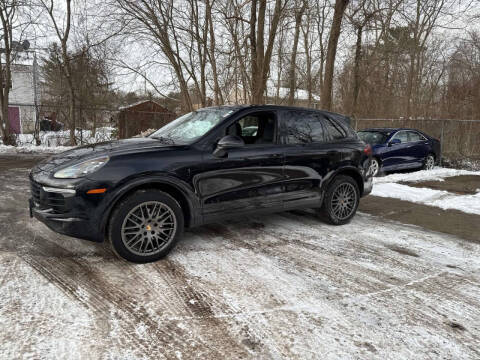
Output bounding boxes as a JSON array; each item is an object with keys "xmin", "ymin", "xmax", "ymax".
[
  {"xmin": 369, "ymin": 159, "xmax": 379, "ymax": 177},
  {"xmin": 121, "ymin": 201, "xmax": 177, "ymax": 256},
  {"xmin": 331, "ymin": 183, "xmax": 358, "ymax": 220},
  {"xmin": 425, "ymin": 155, "xmax": 435, "ymax": 170}
]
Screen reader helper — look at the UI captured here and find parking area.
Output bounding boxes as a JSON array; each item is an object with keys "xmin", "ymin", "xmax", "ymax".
[{"xmin": 1, "ymin": 155, "xmax": 479, "ymax": 359}]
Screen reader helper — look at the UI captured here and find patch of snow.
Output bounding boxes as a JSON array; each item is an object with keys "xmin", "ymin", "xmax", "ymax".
[
  {"xmin": 372, "ymin": 182, "xmax": 480, "ymax": 215},
  {"xmin": 0, "ymin": 127, "xmax": 115, "ymax": 153},
  {"xmin": 374, "ymin": 167, "xmax": 480, "ymax": 184},
  {"xmin": 0, "ymin": 144, "xmax": 73, "ymax": 154}
]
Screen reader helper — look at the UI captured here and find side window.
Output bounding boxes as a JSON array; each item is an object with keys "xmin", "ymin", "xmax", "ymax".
[
  {"xmin": 238, "ymin": 116, "xmax": 259, "ymax": 137},
  {"xmin": 283, "ymin": 111, "xmax": 325, "ymax": 144},
  {"xmin": 226, "ymin": 112, "xmax": 276, "ymax": 145},
  {"xmin": 323, "ymin": 118, "xmax": 346, "ymax": 141},
  {"xmin": 392, "ymin": 131, "xmax": 408, "ymax": 143}
]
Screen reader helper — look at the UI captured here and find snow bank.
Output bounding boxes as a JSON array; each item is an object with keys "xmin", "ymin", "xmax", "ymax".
[
  {"xmin": 0, "ymin": 144, "xmax": 72, "ymax": 154},
  {"xmin": 0, "ymin": 127, "xmax": 115, "ymax": 154},
  {"xmin": 374, "ymin": 167, "xmax": 480, "ymax": 184},
  {"xmin": 372, "ymin": 182, "xmax": 480, "ymax": 215}
]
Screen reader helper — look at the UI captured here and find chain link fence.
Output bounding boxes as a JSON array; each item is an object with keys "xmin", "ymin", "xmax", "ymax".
[
  {"xmin": 5, "ymin": 103, "xmax": 176, "ymax": 147},
  {"xmin": 5, "ymin": 104, "xmax": 480, "ymax": 165}
]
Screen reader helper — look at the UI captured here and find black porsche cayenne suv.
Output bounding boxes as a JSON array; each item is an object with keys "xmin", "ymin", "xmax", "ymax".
[{"xmin": 29, "ymin": 105, "xmax": 372, "ymax": 263}]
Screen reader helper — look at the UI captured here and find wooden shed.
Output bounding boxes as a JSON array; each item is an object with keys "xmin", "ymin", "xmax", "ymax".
[{"xmin": 117, "ymin": 100, "xmax": 176, "ymax": 139}]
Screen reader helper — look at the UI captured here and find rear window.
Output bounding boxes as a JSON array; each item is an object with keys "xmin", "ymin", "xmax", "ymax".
[
  {"xmin": 358, "ymin": 131, "xmax": 388, "ymax": 145},
  {"xmin": 407, "ymin": 131, "xmax": 426, "ymax": 142}
]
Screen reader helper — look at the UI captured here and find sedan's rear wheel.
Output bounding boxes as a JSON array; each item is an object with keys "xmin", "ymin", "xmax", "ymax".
[
  {"xmin": 109, "ymin": 190, "xmax": 184, "ymax": 263},
  {"xmin": 319, "ymin": 175, "xmax": 359, "ymax": 225},
  {"xmin": 369, "ymin": 158, "xmax": 380, "ymax": 177},
  {"xmin": 423, "ymin": 154, "xmax": 435, "ymax": 170}
]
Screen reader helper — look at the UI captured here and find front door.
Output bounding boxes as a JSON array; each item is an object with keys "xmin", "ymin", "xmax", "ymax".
[
  {"xmin": 382, "ymin": 130, "xmax": 410, "ymax": 168},
  {"xmin": 8, "ymin": 106, "xmax": 20, "ymax": 134},
  {"xmin": 195, "ymin": 110, "xmax": 285, "ymax": 221}
]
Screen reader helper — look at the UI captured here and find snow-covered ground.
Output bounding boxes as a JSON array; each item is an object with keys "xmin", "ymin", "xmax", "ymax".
[
  {"xmin": 372, "ymin": 167, "xmax": 480, "ymax": 215},
  {"xmin": 0, "ymin": 127, "xmax": 115, "ymax": 154},
  {"xmin": 374, "ymin": 167, "xmax": 480, "ymax": 184}
]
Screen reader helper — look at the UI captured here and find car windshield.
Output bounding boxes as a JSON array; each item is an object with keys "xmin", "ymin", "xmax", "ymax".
[
  {"xmin": 149, "ymin": 108, "xmax": 234, "ymax": 144},
  {"xmin": 358, "ymin": 131, "xmax": 388, "ymax": 145}
]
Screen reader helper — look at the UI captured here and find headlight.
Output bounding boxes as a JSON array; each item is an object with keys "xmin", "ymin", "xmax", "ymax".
[{"xmin": 54, "ymin": 156, "xmax": 109, "ymax": 179}]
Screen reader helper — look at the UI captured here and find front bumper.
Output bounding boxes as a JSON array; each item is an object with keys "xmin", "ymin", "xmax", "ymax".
[
  {"xmin": 28, "ymin": 176, "xmax": 106, "ymax": 243},
  {"xmin": 29, "ymin": 197, "xmax": 103, "ymax": 242}
]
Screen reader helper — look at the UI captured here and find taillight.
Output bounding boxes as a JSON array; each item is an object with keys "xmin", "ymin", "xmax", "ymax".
[{"xmin": 363, "ymin": 144, "xmax": 372, "ymax": 156}]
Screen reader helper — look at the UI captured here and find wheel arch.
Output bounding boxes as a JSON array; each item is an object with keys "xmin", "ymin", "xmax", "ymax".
[
  {"xmin": 326, "ymin": 167, "xmax": 364, "ymax": 196},
  {"xmin": 101, "ymin": 177, "xmax": 199, "ymax": 240}
]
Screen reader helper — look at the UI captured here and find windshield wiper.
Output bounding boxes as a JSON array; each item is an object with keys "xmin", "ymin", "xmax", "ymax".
[{"xmin": 151, "ymin": 136, "xmax": 175, "ymax": 145}]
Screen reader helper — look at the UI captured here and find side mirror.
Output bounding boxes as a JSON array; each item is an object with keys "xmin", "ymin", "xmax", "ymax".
[
  {"xmin": 213, "ymin": 135, "xmax": 245, "ymax": 157},
  {"xmin": 388, "ymin": 138, "xmax": 401, "ymax": 147}
]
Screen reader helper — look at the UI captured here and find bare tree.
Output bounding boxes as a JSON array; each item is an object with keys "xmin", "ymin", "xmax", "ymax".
[
  {"xmin": 249, "ymin": 0, "xmax": 286, "ymax": 103},
  {"xmin": 0, "ymin": 0, "xmax": 32, "ymax": 145},
  {"xmin": 115, "ymin": 0, "xmax": 195, "ymax": 112},
  {"xmin": 287, "ymin": 0, "xmax": 306, "ymax": 105},
  {"xmin": 321, "ymin": 0, "xmax": 350, "ymax": 111},
  {"xmin": 38, "ymin": 0, "xmax": 77, "ymax": 144}
]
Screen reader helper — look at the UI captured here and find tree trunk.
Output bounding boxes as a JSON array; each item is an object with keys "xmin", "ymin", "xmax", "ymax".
[
  {"xmin": 288, "ymin": 2, "xmax": 306, "ymax": 105},
  {"xmin": 250, "ymin": 0, "xmax": 284, "ymax": 104},
  {"xmin": 405, "ymin": 52, "xmax": 416, "ymax": 118},
  {"xmin": 67, "ymin": 81, "xmax": 76, "ymax": 145},
  {"xmin": 206, "ymin": 0, "xmax": 223, "ymax": 105},
  {"xmin": 303, "ymin": 19, "xmax": 313, "ymax": 107},
  {"xmin": 350, "ymin": 25, "xmax": 363, "ymax": 116},
  {"xmin": 321, "ymin": 0, "xmax": 350, "ymax": 111}
]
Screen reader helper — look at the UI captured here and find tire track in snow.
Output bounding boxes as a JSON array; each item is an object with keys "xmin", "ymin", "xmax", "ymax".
[
  {"xmin": 15, "ymin": 220, "xmax": 251, "ymax": 358},
  {"xmin": 20, "ymin": 247, "xmax": 250, "ymax": 358}
]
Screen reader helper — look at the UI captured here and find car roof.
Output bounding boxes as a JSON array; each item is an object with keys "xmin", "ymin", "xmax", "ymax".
[
  {"xmin": 360, "ymin": 127, "xmax": 422, "ymax": 133},
  {"xmin": 202, "ymin": 104, "xmax": 349, "ymax": 119}
]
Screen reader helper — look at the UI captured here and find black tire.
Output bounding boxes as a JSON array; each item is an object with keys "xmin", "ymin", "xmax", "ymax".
[
  {"xmin": 319, "ymin": 175, "xmax": 360, "ymax": 225},
  {"xmin": 422, "ymin": 153, "xmax": 435, "ymax": 170},
  {"xmin": 108, "ymin": 189, "xmax": 184, "ymax": 263}
]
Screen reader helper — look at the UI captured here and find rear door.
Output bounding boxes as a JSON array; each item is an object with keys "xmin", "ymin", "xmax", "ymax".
[
  {"xmin": 196, "ymin": 110, "xmax": 286, "ymax": 221},
  {"xmin": 279, "ymin": 110, "xmax": 342, "ymax": 209},
  {"xmin": 407, "ymin": 130, "xmax": 428, "ymax": 165}
]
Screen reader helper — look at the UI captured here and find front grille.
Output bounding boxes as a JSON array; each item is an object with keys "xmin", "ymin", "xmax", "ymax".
[
  {"xmin": 30, "ymin": 179, "xmax": 67, "ymax": 214},
  {"xmin": 30, "ymin": 180, "xmax": 41, "ymax": 203}
]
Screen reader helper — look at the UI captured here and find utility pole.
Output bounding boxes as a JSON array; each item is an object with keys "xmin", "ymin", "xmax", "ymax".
[{"xmin": 32, "ymin": 50, "xmax": 40, "ymax": 145}]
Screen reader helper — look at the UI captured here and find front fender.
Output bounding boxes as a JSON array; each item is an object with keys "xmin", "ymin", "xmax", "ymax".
[{"xmin": 99, "ymin": 173, "xmax": 201, "ymax": 236}]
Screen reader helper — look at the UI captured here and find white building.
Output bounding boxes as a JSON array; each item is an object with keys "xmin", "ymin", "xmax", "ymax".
[{"xmin": 8, "ymin": 63, "xmax": 36, "ymax": 133}]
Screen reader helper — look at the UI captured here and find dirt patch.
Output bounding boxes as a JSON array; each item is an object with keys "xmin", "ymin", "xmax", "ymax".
[
  {"xmin": 0, "ymin": 155, "xmax": 47, "ymax": 172},
  {"xmin": 401, "ymin": 175, "xmax": 480, "ymax": 195},
  {"xmin": 447, "ymin": 321, "xmax": 466, "ymax": 331},
  {"xmin": 359, "ymin": 195, "xmax": 480, "ymax": 243}
]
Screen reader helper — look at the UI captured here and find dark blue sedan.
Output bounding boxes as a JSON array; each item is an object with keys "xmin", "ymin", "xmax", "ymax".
[{"xmin": 358, "ymin": 128, "xmax": 441, "ymax": 176}]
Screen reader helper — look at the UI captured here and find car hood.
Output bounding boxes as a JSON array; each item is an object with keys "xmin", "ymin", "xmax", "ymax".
[{"xmin": 31, "ymin": 137, "xmax": 182, "ymax": 175}]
